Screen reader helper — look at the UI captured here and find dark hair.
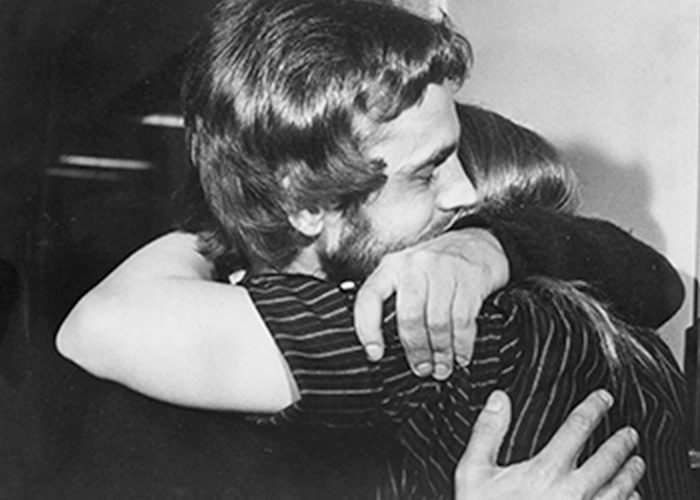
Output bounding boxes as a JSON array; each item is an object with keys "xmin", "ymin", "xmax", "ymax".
[
  {"xmin": 456, "ymin": 103, "xmax": 579, "ymax": 214},
  {"xmin": 452, "ymin": 105, "xmax": 672, "ymax": 383},
  {"xmin": 182, "ymin": 0, "xmax": 472, "ymax": 272}
]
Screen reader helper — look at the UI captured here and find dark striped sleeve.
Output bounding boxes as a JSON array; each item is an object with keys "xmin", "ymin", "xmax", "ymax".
[
  {"xmin": 244, "ymin": 275, "xmax": 385, "ymax": 428},
  {"xmin": 245, "ymin": 274, "xmax": 457, "ymax": 433}
]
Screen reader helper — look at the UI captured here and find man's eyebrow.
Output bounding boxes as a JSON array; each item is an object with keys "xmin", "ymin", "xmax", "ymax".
[{"xmin": 406, "ymin": 141, "xmax": 459, "ymax": 174}]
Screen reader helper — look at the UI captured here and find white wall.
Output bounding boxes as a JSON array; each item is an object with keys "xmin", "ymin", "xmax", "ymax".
[{"xmin": 448, "ymin": 0, "xmax": 699, "ymax": 364}]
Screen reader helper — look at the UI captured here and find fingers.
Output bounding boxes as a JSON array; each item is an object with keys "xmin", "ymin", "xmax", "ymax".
[
  {"xmin": 590, "ymin": 456, "xmax": 645, "ymax": 500},
  {"xmin": 355, "ymin": 255, "xmax": 442, "ymax": 377},
  {"xmin": 451, "ymin": 278, "xmax": 478, "ymax": 367},
  {"xmin": 354, "ymin": 263, "xmax": 395, "ymax": 362},
  {"xmin": 355, "ymin": 241, "xmax": 485, "ymax": 380},
  {"xmin": 582, "ymin": 432, "xmax": 643, "ymax": 499},
  {"xmin": 398, "ymin": 262, "xmax": 466, "ymax": 379},
  {"xmin": 535, "ymin": 390, "xmax": 614, "ymax": 474},
  {"xmin": 395, "ymin": 267, "xmax": 433, "ymax": 377},
  {"xmin": 457, "ymin": 390, "xmax": 512, "ymax": 475},
  {"xmin": 425, "ymin": 272, "xmax": 456, "ymax": 380}
]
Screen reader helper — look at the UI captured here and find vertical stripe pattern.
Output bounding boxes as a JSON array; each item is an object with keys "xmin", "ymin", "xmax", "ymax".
[{"xmin": 243, "ymin": 274, "xmax": 697, "ymax": 500}]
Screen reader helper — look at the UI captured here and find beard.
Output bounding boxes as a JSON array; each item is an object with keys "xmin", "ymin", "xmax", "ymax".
[{"xmin": 318, "ymin": 207, "xmax": 453, "ymax": 283}]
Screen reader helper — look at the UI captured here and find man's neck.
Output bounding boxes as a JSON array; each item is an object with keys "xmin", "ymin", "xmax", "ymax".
[{"xmin": 279, "ymin": 245, "xmax": 327, "ymax": 280}]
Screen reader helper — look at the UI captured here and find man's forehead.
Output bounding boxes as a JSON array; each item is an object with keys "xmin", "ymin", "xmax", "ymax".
[{"xmin": 364, "ymin": 84, "xmax": 460, "ymax": 173}]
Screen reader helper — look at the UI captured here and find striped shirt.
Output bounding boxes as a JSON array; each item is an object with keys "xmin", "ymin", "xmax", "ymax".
[{"xmin": 243, "ymin": 274, "xmax": 697, "ymax": 500}]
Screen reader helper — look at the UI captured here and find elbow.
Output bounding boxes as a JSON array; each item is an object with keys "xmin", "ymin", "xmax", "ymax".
[
  {"xmin": 55, "ymin": 304, "xmax": 86, "ymax": 364},
  {"xmin": 650, "ymin": 260, "xmax": 686, "ymax": 328},
  {"xmin": 664, "ymin": 267, "xmax": 686, "ymax": 321},
  {"xmin": 55, "ymin": 293, "xmax": 118, "ymax": 379}
]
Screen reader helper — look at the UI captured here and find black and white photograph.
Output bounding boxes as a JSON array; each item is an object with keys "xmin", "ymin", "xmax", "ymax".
[{"xmin": 0, "ymin": 1, "xmax": 698, "ymax": 498}]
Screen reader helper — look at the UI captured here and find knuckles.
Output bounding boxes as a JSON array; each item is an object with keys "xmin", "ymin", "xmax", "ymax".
[{"xmin": 566, "ymin": 409, "xmax": 597, "ymax": 436}]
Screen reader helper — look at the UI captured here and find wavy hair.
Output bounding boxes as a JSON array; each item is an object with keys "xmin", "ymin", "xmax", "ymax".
[{"xmin": 182, "ymin": 0, "xmax": 472, "ymax": 272}]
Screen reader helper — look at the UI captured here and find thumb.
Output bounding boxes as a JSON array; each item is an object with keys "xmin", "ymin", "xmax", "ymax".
[{"xmin": 458, "ymin": 390, "xmax": 512, "ymax": 474}]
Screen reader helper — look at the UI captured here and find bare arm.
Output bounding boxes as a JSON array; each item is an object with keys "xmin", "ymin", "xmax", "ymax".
[
  {"xmin": 57, "ymin": 209, "xmax": 683, "ymax": 409},
  {"xmin": 472, "ymin": 207, "xmax": 684, "ymax": 328},
  {"xmin": 56, "ymin": 232, "xmax": 298, "ymax": 412}
]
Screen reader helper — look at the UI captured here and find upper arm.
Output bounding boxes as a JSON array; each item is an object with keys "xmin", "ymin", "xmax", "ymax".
[
  {"xmin": 477, "ymin": 208, "xmax": 684, "ymax": 328},
  {"xmin": 56, "ymin": 232, "xmax": 299, "ymax": 412}
]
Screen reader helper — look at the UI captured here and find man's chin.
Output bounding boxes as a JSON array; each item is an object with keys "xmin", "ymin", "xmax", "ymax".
[
  {"xmin": 319, "ymin": 214, "xmax": 458, "ymax": 283},
  {"xmin": 319, "ymin": 252, "xmax": 379, "ymax": 284}
]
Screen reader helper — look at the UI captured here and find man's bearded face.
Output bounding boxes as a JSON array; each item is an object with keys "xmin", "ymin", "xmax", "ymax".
[
  {"xmin": 317, "ymin": 83, "xmax": 477, "ymax": 282},
  {"xmin": 318, "ymin": 203, "xmax": 453, "ymax": 283}
]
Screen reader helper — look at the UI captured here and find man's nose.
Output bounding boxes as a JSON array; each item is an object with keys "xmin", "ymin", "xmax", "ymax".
[{"xmin": 436, "ymin": 158, "xmax": 478, "ymax": 211}]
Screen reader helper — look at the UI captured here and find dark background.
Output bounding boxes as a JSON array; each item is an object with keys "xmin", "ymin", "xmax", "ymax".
[
  {"xmin": 0, "ymin": 8, "xmax": 405, "ymax": 498},
  {"xmin": 0, "ymin": 0, "xmax": 698, "ymax": 492},
  {"xmin": 0, "ymin": 0, "xmax": 218, "ymax": 341}
]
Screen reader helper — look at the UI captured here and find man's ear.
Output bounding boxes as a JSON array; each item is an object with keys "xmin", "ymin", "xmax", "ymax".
[{"xmin": 288, "ymin": 209, "xmax": 325, "ymax": 238}]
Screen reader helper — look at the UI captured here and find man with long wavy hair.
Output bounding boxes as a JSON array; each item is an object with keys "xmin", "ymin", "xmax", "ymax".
[{"xmin": 56, "ymin": 1, "xmax": 690, "ymax": 499}]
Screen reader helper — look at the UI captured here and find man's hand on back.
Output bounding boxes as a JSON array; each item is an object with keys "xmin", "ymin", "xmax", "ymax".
[
  {"xmin": 457, "ymin": 389, "xmax": 645, "ymax": 500},
  {"xmin": 353, "ymin": 228, "xmax": 509, "ymax": 379}
]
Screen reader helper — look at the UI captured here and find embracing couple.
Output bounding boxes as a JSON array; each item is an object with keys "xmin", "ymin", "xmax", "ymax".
[{"xmin": 57, "ymin": 1, "xmax": 697, "ymax": 499}]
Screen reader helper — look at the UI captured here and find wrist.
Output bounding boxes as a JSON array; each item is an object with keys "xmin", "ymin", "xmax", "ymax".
[{"xmin": 452, "ymin": 228, "xmax": 510, "ymax": 294}]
